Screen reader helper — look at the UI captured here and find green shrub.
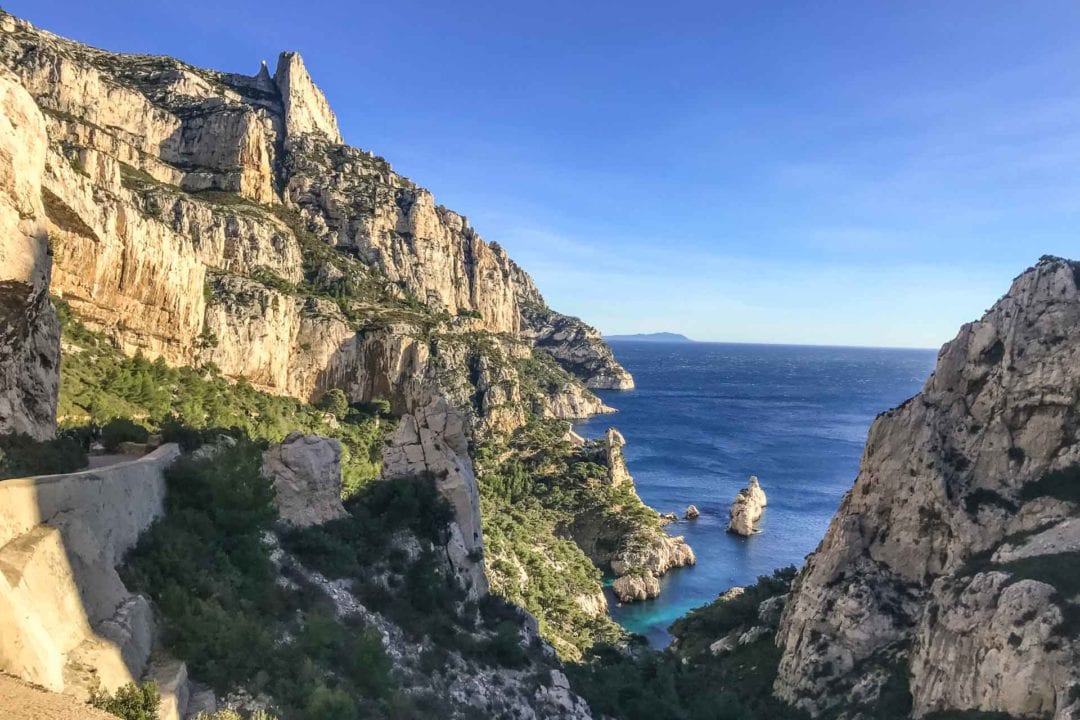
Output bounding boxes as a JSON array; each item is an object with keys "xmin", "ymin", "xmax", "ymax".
[
  {"xmin": 193, "ymin": 711, "xmax": 280, "ymax": 720},
  {"xmin": 89, "ymin": 682, "xmax": 160, "ymax": 720},
  {"xmin": 567, "ymin": 570, "xmax": 807, "ymax": 720},
  {"xmin": 122, "ymin": 443, "xmax": 279, "ymax": 691},
  {"xmin": 487, "ymin": 620, "xmax": 528, "ymax": 668},
  {"xmin": 303, "ymin": 685, "xmax": 358, "ymax": 720},
  {"xmin": 101, "ymin": 417, "xmax": 150, "ymax": 451},
  {"xmin": 0, "ymin": 431, "xmax": 87, "ymax": 479},
  {"xmin": 316, "ymin": 389, "xmax": 349, "ymax": 419}
]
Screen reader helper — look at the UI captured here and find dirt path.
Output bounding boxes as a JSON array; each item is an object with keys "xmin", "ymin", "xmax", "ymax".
[{"xmin": 0, "ymin": 674, "xmax": 116, "ymax": 720}]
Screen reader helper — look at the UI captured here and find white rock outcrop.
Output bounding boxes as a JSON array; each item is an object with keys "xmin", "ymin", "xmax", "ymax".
[
  {"xmin": 273, "ymin": 51, "xmax": 342, "ymax": 142},
  {"xmin": 612, "ymin": 573, "xmax": 661, "ymax": 603},
  {"xmin": 727, "ymin": 476, "xmax": 766, "ymax": 536},
  {"xmin": 0, "ymin": 446, "xmax": 186, "ymax": 713},
  {"xmin": 383, "ymin": 395, "xmax": 488, "ymax": 599},
  {"xmin": 0, "ymin": 7, "xmax": 631, "ymax": 408},
  {"xmin": 262, "ymin": 433, "xmax": 348, "ymax": 527}
]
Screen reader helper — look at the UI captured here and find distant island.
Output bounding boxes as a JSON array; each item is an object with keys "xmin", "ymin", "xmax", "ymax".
[{"xmin": 604, "ymin": 332, "xmax": 695, "ymax": 343}]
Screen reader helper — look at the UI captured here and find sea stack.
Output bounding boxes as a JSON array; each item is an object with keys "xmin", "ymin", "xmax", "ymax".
[{"xmin": 727, "ymin": 476, "xmax": 767, "ymax": 536}]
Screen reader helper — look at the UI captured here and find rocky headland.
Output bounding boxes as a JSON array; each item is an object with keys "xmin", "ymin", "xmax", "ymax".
[{"xmin": 773, "ymin": 256, "xmax": 1080, "ymax": 719}]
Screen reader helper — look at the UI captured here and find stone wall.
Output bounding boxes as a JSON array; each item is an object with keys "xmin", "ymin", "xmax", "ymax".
[{"xmin": 0, "ymin": 445, "xmax": 179, "ymax": 698}]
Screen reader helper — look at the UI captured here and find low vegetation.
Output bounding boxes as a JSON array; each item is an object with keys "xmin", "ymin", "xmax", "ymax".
[
  {"xmin": 474, "ymin": 417, "xmax": 649, "ymax": 658},
  {"xmin": 121, "ymin": 442, "xmax": 437, "ymax": 719},
  {"xmin": 88, "ymin": 682, "xmax": 160, "ymax": 720},
  {"xmin": 0, "ymin": 430, "xmax": 87, "ymax": 480}
]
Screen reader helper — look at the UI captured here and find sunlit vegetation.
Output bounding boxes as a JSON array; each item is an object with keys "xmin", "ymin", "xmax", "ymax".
[{"xmin": 54, "ymin": 299, "xmax": 386, "ymax": 498}]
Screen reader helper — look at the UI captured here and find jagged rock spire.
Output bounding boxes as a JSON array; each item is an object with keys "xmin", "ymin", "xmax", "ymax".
[{"xmin": 272, "ymin": 51, "xmax": 342, "ymax": 143}]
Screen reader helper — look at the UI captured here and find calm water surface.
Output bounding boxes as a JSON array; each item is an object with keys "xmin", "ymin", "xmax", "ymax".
[{"xmin": 574, "ymin": 341, "xmax": 937, "ymax": 647}]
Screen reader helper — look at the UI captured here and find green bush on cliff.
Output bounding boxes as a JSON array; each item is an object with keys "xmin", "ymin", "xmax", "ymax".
[
  {"xmin": 89, "ymin": 681, "xmax": 160, "ymax": 720},
  {"xmin": 121, "ymin": 443, "xmax": 405, "ymax": 719},
  {"xmin": 669, "ymin": 566, "xmax": 797, "ymax": 657},
  {"xmin": 0, "ymin": 431, "xmax": 87, "ymax": 480},
  {"xmin": 475, "ymin": 417, "xmax": 660, "ymax": 658},
  {"xmin": 100, "ymin": 417, "xmax": 150, "ymax": 451}
]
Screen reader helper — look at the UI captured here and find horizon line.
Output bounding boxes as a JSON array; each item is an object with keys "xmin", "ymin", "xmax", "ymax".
[{"xmin": 603, "ymin": 336, "xmax": 940, "ymax": 352}]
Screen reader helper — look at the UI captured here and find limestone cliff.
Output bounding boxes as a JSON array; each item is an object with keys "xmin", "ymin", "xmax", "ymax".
[
  {"xmin": 0, "ymin": 10, "xmax": 631, "ymax": 409},
  {"xmin": 774, "ymin": 257, "xmax": 1080, "ymax": 719},
  {"xmin": 0, "ymin": 70, "xmax": 58, "ymax": 439},
  {"xmin": 0, "ymin": 9, "xmax": 636, "ymax": 638}
]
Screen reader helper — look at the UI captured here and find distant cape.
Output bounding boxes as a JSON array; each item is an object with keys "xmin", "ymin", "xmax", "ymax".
[{"xmin": 604, "ymin": 332, "xmax": 694, "ymax": 343}]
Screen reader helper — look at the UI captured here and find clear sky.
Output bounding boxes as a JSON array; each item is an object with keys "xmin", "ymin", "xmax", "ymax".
[{"xmin": 13, "ymin": 1, "xmax": 1080, "ymax": 348}]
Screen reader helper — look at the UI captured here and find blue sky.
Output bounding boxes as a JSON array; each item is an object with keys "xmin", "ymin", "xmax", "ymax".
[{"xmin": 14, "ymin": 1, "xmax": 1080, "ymax": 348}]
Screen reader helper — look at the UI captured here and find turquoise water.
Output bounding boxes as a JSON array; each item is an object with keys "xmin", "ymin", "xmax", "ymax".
[{"xmin": 574, "ymin": 341, "xmax": 937, "ymax": 647}]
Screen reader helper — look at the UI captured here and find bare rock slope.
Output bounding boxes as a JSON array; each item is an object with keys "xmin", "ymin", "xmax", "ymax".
[{"xmin": 774, "ymin": 257, "xmax": 1080, "ymax": 719}]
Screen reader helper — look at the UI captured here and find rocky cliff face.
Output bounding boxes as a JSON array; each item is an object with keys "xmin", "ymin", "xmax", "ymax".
[
  {"xmin": 0, "ymin": 9, "xmax": 630, "ymax": 411},
  {"xmin": 0, "ymin": 8, "xmax": 638, "ymax": 637},
  {"xmin": 774, "ymin": 257, "xmax": 1080, "ymax": 719},
  {"xmin": 0, "ymin": 70, "xmax": 58, "ymax": 440}
]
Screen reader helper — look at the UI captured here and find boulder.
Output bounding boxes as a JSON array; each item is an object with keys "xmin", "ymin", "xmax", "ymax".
[
  {"xmin": 685, "ymin": 504, "xmax": 700, "ymax": 520},
  {"xmin": 612, "ymin": 573, "xmax": 661, "ymax": 602},
  {"xmin": 262, "ymin": 433, "xmax": 347, "ymax": 527},
  {"xmin": 727, "ymin": 476, "xmax": 766, "ymax": 536}
]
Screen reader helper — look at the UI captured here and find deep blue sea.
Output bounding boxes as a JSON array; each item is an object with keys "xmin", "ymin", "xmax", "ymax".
[{"xmin": 573, "ymin": 341, "xmax": 938, "ymax": 648}]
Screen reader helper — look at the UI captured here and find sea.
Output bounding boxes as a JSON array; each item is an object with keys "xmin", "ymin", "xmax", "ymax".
[{"xmin": 572, "ymin": 341, "xmax": 938, "ymax": 648}]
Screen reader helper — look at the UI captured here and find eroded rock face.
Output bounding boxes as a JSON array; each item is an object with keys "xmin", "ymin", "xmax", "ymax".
[
  {"xmin": 612, "ymin": 573, "xmax": 661, "ymax": 603},
  {"xmin": 273, "ymin": 51, "xmax": 342, "ymax": 143},
  {"xmin": 262, "ymin": 433, "xmax": 348, "ymax": 527},
  {"xmin": 0, "ymin": 8, "xmax": 631, "ymax": 402},
  {"xmin": 383, "ymin": 395, "xmax": 488, "ymax": 599},
  {"xmin": 774, "ymin": 257, "xmax": 1080, "ymax": 719},
  {"xmin": 0, "ymin": 71, "xmax": 58, "ymax": 439},
  {"xmin": 910, "ymin": 573, "xmax": 1069, "ymax": 718},
  {"xmin": 603, "ymin": 428, "xmax": 632, "ymax": 487},
  {"xmin": 609, "ymin": 534, "xmax": 696, "ymax": 579},
  {"xmin": 727, "ymin": 476, "xmax": 766, "ymax": 536},
  {"xmin": 568, "ymin": 428, "xmax": 696, "ymax": 603},
  {"xmin": 519, "ymin": 301, "xmax": 634, "ymax": 390}
]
